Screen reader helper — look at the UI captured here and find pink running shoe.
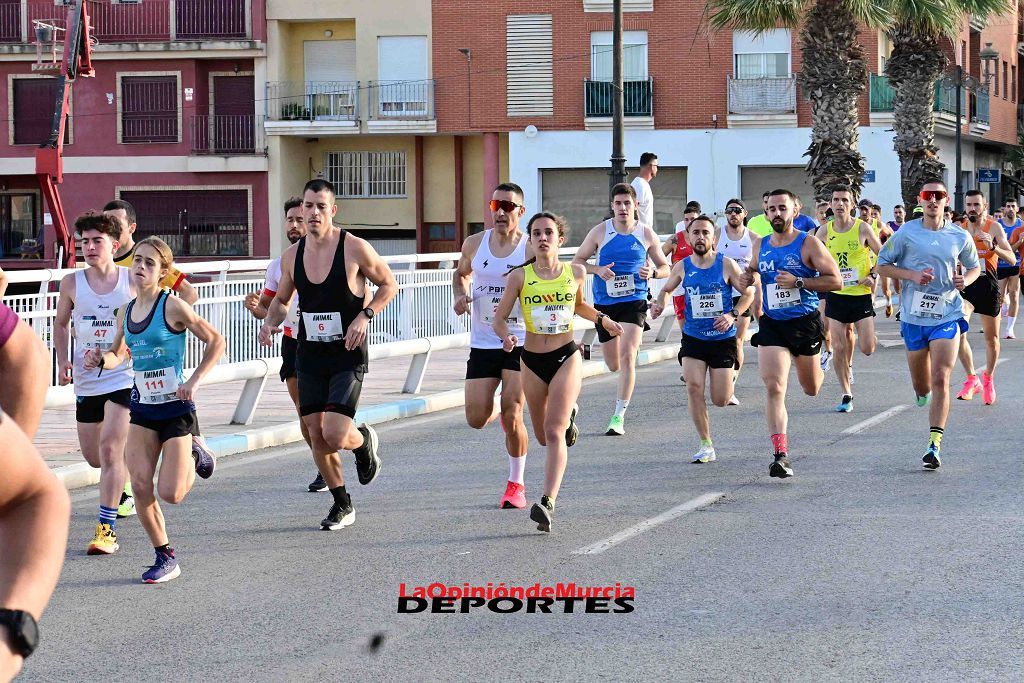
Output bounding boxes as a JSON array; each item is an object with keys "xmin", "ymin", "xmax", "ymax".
[
  {"xmin": 981, "ymin": 372, "xmax": 996, "ymax": 405},
  {"xmin": 500, "ymin": 481, "xmax": 526, "ymax": 509},
  {"xmin": 956, "ymin": 375, "xmax": 982, "ymax": 401}
]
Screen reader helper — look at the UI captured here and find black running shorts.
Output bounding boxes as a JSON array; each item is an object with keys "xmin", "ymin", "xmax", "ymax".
[
  {"xmin": 298, "ymin": 368, "xmax": 364, "ymax": 418},
  {"xmin": 466, "ymin": 346, "xmax": 522, "ymax": 380},
  {"xmin": 824, "ymin": 293, "xmax": 876, "ymax": 324},
  {"xmin": 997, "ymin": 265, "xmax": 1019, "ymax": 280},
  {"xmin": 130, "ymin": 410, "xmax": 200, "ymax": 444},
  {"xmin": 595, "ymin": 300, "xmax": 650, "ymax": 343},
  {"xmin": 751, "ymin": 311, "xmax": 825, "ymax": 357},
  {"xmin": 520, "ymin": 341, "xmax": 580, "ymax": 385},
  {"xmin": 75, "ymin": 388, "xmax": 132, "ymax": 424},
  {"xmin": 681, "ymin": 334, "xmax": 739, "ymax": 370},
  {"xmin": 279, "ymin": 335, "xmax": 298, "ymax": 382},
  {"xmin": 961, "ymin": 271, "xmax": 1002, "ymax": 317}
]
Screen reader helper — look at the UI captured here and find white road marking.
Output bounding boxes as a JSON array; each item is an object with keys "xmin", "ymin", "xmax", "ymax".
[
  {"xmin": 841, "ymin": 405, "xmax": 908, "ymax": 435},
  {"xmin": 572, "ymin": 492, "xmax": 724, "ymax": 555}
]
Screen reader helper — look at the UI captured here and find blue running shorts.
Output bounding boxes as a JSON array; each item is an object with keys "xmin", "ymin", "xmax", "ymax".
[{"xmin": 900, "ymin": 318, "xmax": 968, "ymax": 351}]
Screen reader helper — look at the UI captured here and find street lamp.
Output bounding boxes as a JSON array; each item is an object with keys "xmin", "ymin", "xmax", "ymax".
[
  {"xmin": 980, "ymin": 42, "xmax": 1000, "ymax": 86},
  {"xmin": 458, "ymin": 48, "xmax": 472, "ymax": 127}
]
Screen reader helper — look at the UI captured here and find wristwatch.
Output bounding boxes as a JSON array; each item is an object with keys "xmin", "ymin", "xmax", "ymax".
[
  {"xmin": 361, "ymin": 307, "xmax": 375, "ymax": 320},
  {"xmin": 596, "ymin": 312, "xmax": 607, "ymax": 326},
  {"xmin": 0, "ymin": 609, "xmax": 38, "ymax": 659},
  {"xmin": 794, "ymin": 277, "xmax": 805, "ymax": 289},
  {"xmin": 730, "ymin": 308, "xmax": 739, "ymax": 318}
]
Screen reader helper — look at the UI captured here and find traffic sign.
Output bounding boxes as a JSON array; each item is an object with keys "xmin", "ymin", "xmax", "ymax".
[
  {"xmin": 863, "ymin": 170, "xmax": 876, "ymax": 183},
  {"xmin": 979, "ymin": 168, "xmax": 1001, "ymax": 183}
]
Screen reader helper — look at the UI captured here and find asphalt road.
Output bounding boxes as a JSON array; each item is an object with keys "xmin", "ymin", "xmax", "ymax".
[{"xmin": 23, "ymin": 318, "xmax": 1024, "ymax": 682}]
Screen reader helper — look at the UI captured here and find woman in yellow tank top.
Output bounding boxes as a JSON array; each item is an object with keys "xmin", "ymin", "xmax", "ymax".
[{"xmin": 493, "ymin": 212, "xmax": 622, "ymax": 533}]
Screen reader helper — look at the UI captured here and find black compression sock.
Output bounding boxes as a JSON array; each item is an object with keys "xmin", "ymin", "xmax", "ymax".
[
  {"xmin": 155, "ymin": 544, "xmax": 172, "ymax": 555},
  {"xmin": 329, "ymin": 485, "xmax": 349, "ymax": 507}
]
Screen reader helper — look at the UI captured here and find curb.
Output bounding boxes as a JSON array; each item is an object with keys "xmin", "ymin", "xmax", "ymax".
[{"xmin": 53, "ymin": 341, "xmax": 682, "ymax": 490}]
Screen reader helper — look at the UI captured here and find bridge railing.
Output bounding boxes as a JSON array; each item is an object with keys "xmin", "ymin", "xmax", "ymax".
[{"xmin": 6, "ymin": 239, "xmax": 676, "ymax": 422}]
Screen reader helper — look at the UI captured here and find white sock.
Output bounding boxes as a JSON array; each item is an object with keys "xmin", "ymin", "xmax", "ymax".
[
  {"xmin": 509, "ymin": 455, "xmax": 526, "ymax": 485},
  {"xmin": 1007, "ymin": 316, "xmax": 1017, "ymax": 335},
  {"xmin": 614, "ymin": 399, "xmax": 629, "ymax": 418}
]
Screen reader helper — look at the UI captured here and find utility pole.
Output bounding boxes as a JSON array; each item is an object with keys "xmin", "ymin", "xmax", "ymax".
[
  {"xmin": 954, "ymin": 64, "xmax": 963, "ymax": 213},
  {"xmin": 609, "ymin": 0, "xmax": 626, "ymax": 200}
]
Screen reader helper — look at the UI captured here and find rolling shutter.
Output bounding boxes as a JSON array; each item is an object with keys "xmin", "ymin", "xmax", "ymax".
[{"xmin": 506, "ymin": 14, "xmax": 552, "ymax": 117}]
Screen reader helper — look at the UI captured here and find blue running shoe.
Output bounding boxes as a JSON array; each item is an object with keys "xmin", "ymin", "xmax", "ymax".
[
  {"xmin": 142, "ymin": 549, "xmax": 181, "ymax": 584},
  {"xmin": 191, "ymin": 435, "xmax": 216, "ymax": 479},
  {"xmin": 835, "ymin": 395, "xmax": 853, "ymax": 413},
  {"xmin": 922, "ymin": 444, "xmax": 941, "ymax": 470}
]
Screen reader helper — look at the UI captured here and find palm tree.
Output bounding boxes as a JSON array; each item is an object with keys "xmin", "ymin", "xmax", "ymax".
[
  {"xmin": 708, "ymin": 0, "xmax": 890, "ymax": 199},
  {"xmin": 884, "ymin": 0, "xmax": 1011, "ymax": 208}
]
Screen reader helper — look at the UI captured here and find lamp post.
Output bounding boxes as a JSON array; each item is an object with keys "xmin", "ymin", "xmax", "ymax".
[
  {"xmin": 979, "ymin": 42, "xmax": 1000, "ymax": 202},
  {"xmin": 458, "ymin": 48, "xmax": 472, "ymax": 128},
  {"xmin": 608, "ymin": 0, "xmax": 626, "ymax": 200}
]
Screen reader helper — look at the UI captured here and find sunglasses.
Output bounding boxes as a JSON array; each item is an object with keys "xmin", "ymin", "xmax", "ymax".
[
  {"xmin": 919, "ymin": 190, "xmax": 948, "ymax": 201},
  {"xmin": 489, "ymin": 199, "xmax": 522, "ymax": 213},
  {"xmin": 724, "ymin": 207, "xmax": 744, "ymax": 214}
]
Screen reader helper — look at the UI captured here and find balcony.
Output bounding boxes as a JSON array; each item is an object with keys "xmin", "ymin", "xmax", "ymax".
[
  {"xmin": 0, "ymin": 0, "xmax": 252, "ymax": 48},
  {"xmin": 367, "ymin": 80, "xmax": 436, "ymax": 133},
  {"xmin": 970, "ymin": 89, "xmax": 991, "ymax": 134},
  {"xmin": 583, "ymin": 79, "xmax": 653, "ymax": 130},
  {"xmin": 264, "ymin": 81, "xmax": 360, "ymax": 136},
  {"xmin": 726, "ymin": 75, "xmax": 797, "ymax": 128},
  {"xmin": 869, "ymin": 74, "xmax": 971, "ymax": 133},
  {"xmin": 187, "ymin": 114, "xmax": 267, "ymax": 172}
]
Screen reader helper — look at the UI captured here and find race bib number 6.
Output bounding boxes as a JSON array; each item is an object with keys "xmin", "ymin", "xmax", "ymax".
[{"xmin": 303, "ymin": 311, "xmax": 345, "ymax": 342}]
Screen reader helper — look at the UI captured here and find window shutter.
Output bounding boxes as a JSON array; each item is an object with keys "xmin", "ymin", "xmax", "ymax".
[
  {"xmin": 506, "ymin": 14, "xmax": 553, "ymax": 117},
  {"xmin": 583, "ymin": 0, "xmax": 654, "ymax": 12}
]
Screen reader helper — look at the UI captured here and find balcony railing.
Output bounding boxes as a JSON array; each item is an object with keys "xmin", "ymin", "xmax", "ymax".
[
  {"xmin": 265, "ymin": 82, "xmax": 359, "ymax": 121},
  {"xmin": 368, "ymin": 80, "xmax": 435, "ymax": 120},
  {"xmin": 190, "ymin": 115, "xmax": 265, "ymax": 155},
  {"xmin": 727, "ymin": 75, "xmax": 797, "ymax": 115},
  {"xmin": 972, "ymin": 89, "xmax": 990, "ymax": 125},
  {"xmin": 583, "ymin": 79, "xmax": 653, "ymax": 117},
  {"xmin": 870, "ymin": 74, "xmax": 968, "ymax": 117},
  {"xmin": 0, "ymin": 0, "xmax": 249, "ymax": 44}
]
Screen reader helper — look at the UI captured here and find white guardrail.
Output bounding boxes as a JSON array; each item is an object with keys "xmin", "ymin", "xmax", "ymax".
[{"xmin": 6, "ymin": 240, "xmax": 677, "ymax": 424}]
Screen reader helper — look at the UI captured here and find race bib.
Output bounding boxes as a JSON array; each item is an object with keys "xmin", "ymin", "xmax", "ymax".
[
  {"xmin": 531, "ymin": 305, "xmax": 573, "ymax": 334},
  {"xmin": 606, "ymin": 274, "xmax": 636, "ymax": 298},
  {"xmin": 841, "ymin": 268, "xmax": 860, "ymax": 288},
  {"xmin": 766, "ymin": 283, "xmax": 800, "ymax": 310},
  {"xmin": 911, "ymin": 291, "xmax": 942, "ymax": 319},
  {"xmin": 480, "ymin": 295, "xmax": 521, "ymax": 327},
  {"xmin": 137, "ymin": 366, "xmax": 179, "ymax": 405},
  {"xmin": 303, "ymin": 312, "xmax": 345, "ymax": 342},
  {"xmin": 77, "ymin": 318, "xmax": 117, "ymax": 350},
  {"xmin": 689, "ymin": 292, "xmax": 724, "ymax": 319}
]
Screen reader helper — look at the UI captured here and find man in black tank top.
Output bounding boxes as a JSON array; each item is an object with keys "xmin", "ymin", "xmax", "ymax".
[{"xmin": 259, "ymin": 179, "xmax": 399, "ymax": 530}]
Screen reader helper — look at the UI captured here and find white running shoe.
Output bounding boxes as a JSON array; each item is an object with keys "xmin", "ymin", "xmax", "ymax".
[
  {"xmin": 820, "ymin": 350, "xmax": 833, "ymax": 372},
  {"xmin": 726, "ymin": 395, "xmax": 740, "ymax": 406},
  {"xmin": 692, "ymin": 444, "xmax": 717, "ymax": 464}
]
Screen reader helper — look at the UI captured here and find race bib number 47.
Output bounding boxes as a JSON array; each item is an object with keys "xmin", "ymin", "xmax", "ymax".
[{"xmin": 77, "ymin": 318, "xmax": 117, "ymax": 350}]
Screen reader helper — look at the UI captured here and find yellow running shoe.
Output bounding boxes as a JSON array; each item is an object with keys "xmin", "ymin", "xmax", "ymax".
[{"xmin": 87, "ymin": 523, "xmax": 119, "ymax": 555}]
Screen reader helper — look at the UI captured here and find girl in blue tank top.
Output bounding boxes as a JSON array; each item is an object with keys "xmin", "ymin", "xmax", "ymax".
[
  {"xmin": 682, "ymin": 253, "xmax": 736, "ymax": 341},
  {"xmin": 591, "ymin": 220, "xmax": 651, "ymax": 306},
  {"xmin": 758, "ymin": 230, "xmax": 820, "ymax": 320},
  {"xmin": 83, "ymin": 237, "xmax": 225, "ymax": 585}
]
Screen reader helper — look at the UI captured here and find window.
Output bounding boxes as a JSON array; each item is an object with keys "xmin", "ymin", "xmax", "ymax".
[
  {"xmin": 118, "ymin": 189, "xmax": 250, "ymax": 257},
  {"xmin": 0, "ymin": 194, "xmax": 38, "ymax": 259},
  {"xmin": 467, "ymin": 222, "xmax": 485, "ymax": 236},
  {"xmin": 426, "ymin": 223, "xmax": 456, "ymax": 241},
  {"xmin": 1003, "ymin": 61, "xmax": 1008, "ymax": 100},
  {"xmin": 324, "ymin": 151, "xmax": 407, "ymax": 198},
  {"xmin": 120, "ymin": 75, "xmax": 179, "ymax": 143},
  {"xmin": 1013, "ymin": 65, "xmax": 1017, "ymax": 102},
  {"xmin": 590, "ymin": 31, "xmax": 648, "ymax": 81},
  {"xmin": 12, "ymin": 78, "xmax": 69, "ymax": 145},
  {"xmin": 377, "ymin": 36, "xmax": 429, "ymax": 117},
  {"xmin": 733, "ymin": 29, "xmax": 791, "ymax": 78}
]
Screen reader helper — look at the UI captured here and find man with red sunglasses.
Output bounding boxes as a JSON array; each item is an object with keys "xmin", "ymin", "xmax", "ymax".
[
  {"xmin": 876, "ymin": 180, "xmax": 981, "ymax": 470},
  {"xmin": 453, "ymin": 183, "xmax": 538, "ymax": 509}
]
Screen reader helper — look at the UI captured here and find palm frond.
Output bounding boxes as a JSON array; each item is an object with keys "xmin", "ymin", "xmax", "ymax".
[
  {"xmin": 885, "ymin": 0, "xmax": 1013, "ymax": 38},
  {"xmin": 706, "ymin": 0, "xmax": 807, "ymax": 32}
]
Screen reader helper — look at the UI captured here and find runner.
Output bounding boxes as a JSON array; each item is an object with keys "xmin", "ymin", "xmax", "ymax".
[
  {"xmin": 651, "ymin": 215, "xmax": 754, "ymax": 462},
  {"xmin": 881, "ymin": 204, "xmax": 906, "ymax": 314},
  {"xmin": 631, "ymin": 152, "xmax": 658, "ymax": 228},
  {"xmin": 258, "ymin": 179, "xmax": 398, "ymax": 531},
  {"xmin": 572, "ymin": 183, "xmax": 670, "ymax": 436},
  {"xmin": 857, "ymin": 199, "xmax": 894, "ymax": 316},
  {"xmin": 747, "ymin": 191, "xmax": 773, "ymax": 238},
  {"xmin": 452, "ymin": 183, "xmax": 535, "ymax": 509},
  {"xmin": 815, "ymin": 186, "xmax": 882, "ymax": 413},
  {"xmin": 793, "ymin": 197, "xmax": 818, "ymax": 233},
  {"xmin": 955, "ymin": 190, "xmax": 1014, "ymax": 404},
  {"xmin": 661, "ymin": 201, "xmax": 698, "ymax": 383},
  {"xmin": 492, "ymin": 212, "xmax": 623, "ymax": 532},
  {"xmin": 996, "ymin": 198, "xmax": 1022, "ymax": 339},
  {"xmin": 53, "ymin": 213, "xmax": 136, "ymax": 556},
  {"xmin": 716, "ymin": 198, "xmax": 756, "ymax": 401},
  {"xmin": 83, "ymin": 237, "xmax": 225, "ymax": 582},
  {"xmin": 888, "ymin": 205, "xmax": 906, "ymax": 233},
  {"xmin": 814, "ymin": 201, "xmax": 830, "ymax": 227},
  {"xmin": 244, "ymin": 197, "xmax": 324, "ymax": 491},
  {"xmin": 738, "ymin": 189, "xmax": 841, "ymax": 478},
  {"xmin": 876, "ymin": 180, "xmax": 980, "ymax": 469}
]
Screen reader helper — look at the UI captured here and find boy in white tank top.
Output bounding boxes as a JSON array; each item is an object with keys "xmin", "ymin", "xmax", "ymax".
[{"xmin": 54, "ymin": 213, "xmax": 136, "ymax": 556}]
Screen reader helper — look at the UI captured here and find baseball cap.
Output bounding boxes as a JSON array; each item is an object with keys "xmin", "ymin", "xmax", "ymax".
[
  {"xmin": 912, "ymin": 206, "xmax": 924, "ymax": 216},
  {"xmin": 858, "ymin": 198, "xmax": 874, "ymax": 208}
]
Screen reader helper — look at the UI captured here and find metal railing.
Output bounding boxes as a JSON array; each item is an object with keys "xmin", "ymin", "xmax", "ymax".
[
  {"xmin": 870, "ymin": 73, "xmax": 970, "ymax": 118},
  {"xmin": 7, "ymin": 241, "xmax": 676, "ymax": 420},
  {"xmin": 727, "ymin": 75, "xmax": 797, "ymax": 115},
  {"xmin": 368, "ymin": 80, "xmax": 435, "ymax": 120},
  {"xmin": 190, "ymin": 114, "xmax": 266, "ymax": 155},
  {"xmin": 0, "ymin": 0, "xmax": 249, "ymax": 44},
  {"xmin": 869, "ymin": 73, "xmax": 896, "ymax": 112},
  {"xmin": 972, "ymin": 89, "xmax": 991, "ymax": 124},
  {"xmin": 583, "ymin": 79, "xmax": 653, "ymax": 117},
  {"xmin": 264, "ymin": 81, "xmax": 360, "ymax": 121}
]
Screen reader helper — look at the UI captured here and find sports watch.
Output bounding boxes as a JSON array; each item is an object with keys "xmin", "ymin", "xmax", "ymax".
[
  {"xmin": 0, "ymin": 609, "xmax": 38, "ymax": 659},
  {"xmin": 794, "ymin": 277, "xmax": 805, "ymax": 289},
  {"xmin": 361, "ymin": 307, "xmax": 375, "ymax": 320},
  {"xmin": 730, "ymin": 308, "xmax": 740, "ymax": 318}
]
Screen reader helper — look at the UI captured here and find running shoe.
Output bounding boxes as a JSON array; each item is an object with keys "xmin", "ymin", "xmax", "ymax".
[
  {"xmin": 605, "ymin": 415, "xmax": 625, "ymax": 436},
  {"xmin": 981, "ymin": 372, "xmax": 996, "ymax": 405},
  {"xmin": 354, "ymin": 424, "xmax": 381, "ymax": 485},
  {"xmin": 308, "ymin": 472, "xmax": 328, "ymax": 492},
  {"xmin": 915, "ymin": 393, "xmax": 931, "ymax": 407},
  {"xmin": 530, "ymin": 497, "xmax": 554, "ymax": 533},
  {"xmin": 191, "ymin": 436, "xmax": 216, "ymax": 479},
  {"xmin": 321, "ymin": 501, "xmax": 355, "ymax": 530},
  {"xmin": 956, "ymin": 376, "xmax": 982, "ymax": 401},
  {"xmin": 922, "ymin": 444, "xmax": 941, "ymax": 470},
  {"xmin": 769, "ymin": 453, "xmax": 794, "ymax": 478},
  {"xmin": 820, "ymin": 349, "xmax": 833, "ymax": 373},
  {"xmin": 500, "ymin": 481, "xmax": 526, "ymax": 509},
  {"xmin": 86, "ymin": 523, "xmax": 119, "ymax": 556},
  {"xmin": 1006, "ymin": 331, "xmax": 1017, "ymax": 340},
  {"xmin": 565, "ymin": 404, "xmax": 580, "ymax": 448},
  {"xmin": 835, "ymin": 397, "xmax": 853, "ymax": 413},
  {"xmin": 142, "ymin": 548, "xmax": 180, "ymax": 584},
  {"xmin": 117, "ymin": 484, "xmax": 136, "ymax": 518},
  {"xmin": 692, "ymin": 444, "xmax": 717, "ymax": 464},
  {"xmin": 726, "ymin": 395, "xmax": 740, "ymax": 406}
]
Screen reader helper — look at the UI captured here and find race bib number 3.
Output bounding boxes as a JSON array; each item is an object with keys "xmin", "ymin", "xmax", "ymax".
[
  {"xmin": 766, "ymin": 283, "xmax": 800, "ymax": 310},
  {"xmin": 606, "ymin": 274, "xmax": 636, "ymax": 298},
  {"xmin": 303, "ymin": 312, "xmax": 345, "ymax": 342},
  {"xmin": 689, "ymin": 292, "xmax": 723, "ymax": 319},
  {"xmin": 77, "ymin": 318, "xmax": 117, "ymax": 350},
  {"xmin": 138, "ymin": 366, "xmax": 179, "ymax": 405},
  {"xmin": 531, "ymin": 305, "xmax": 573, "ymax": 334},
  {"xmin": 911, "ymin": 291, "xmax": 942, "ymax": 319}
]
